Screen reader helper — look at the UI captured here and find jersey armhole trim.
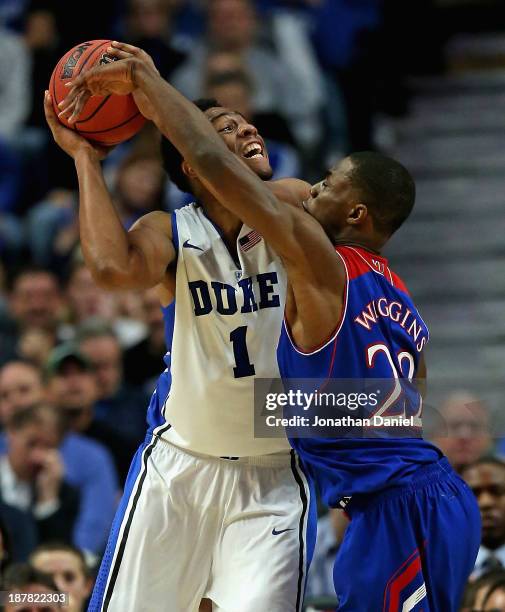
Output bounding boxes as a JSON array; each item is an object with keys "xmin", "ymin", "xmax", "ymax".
[
  {"xmin": 283, "ymin": 250, "xmax": 349, "ymax": 356},
  {"xmin": 171, "ymin": 210, "xmax": 180, "ymax": 254}
]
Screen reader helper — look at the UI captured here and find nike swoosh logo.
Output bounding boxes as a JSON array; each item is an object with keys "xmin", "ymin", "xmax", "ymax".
[
  {"xmin": 272, "ymin": 528, "xmax": 295, "ymax": 536},
  {"xmin": 183, "ymin": 239, "xmax": 203, "ymax": 251}
]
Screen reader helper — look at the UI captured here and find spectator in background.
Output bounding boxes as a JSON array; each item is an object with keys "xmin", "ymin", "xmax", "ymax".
[
  {"xmin": 0, "ymin": 21, "xmax": 31, "ymax": 244},
  {"xmin": 45, "ymin": 343, "xmax": 136, "ymax": 483},
  {"xmin": 0, "ymin": 266, "xmax": 63, "ymax": 368},
  {"xmin": 124, "ymin": 287, "xmax": 166, "ymax": 393},
  {"xmin": 77, "ymin": 320, "xmax": 148, "ymax": 447},
  {"xmin": 23, "ymin": 6, "xmax": 61, "ymax": 131},
  {"xmin": 2, "ymin": 563, "xmax": 62, "ymax": 612},
  {"xmin": 481, "ymin": 576, "xmax": 505, "ymax": 610},
  {"xmin": 0, "ymin": 25, "xmax": 31, "ymax": 141},
  {"xmin": 0, "ymin": 360, "xmax": 46, "ymax": 425},
  {"xmin": 26, "ymin": 189, "xmax": 79, "ymax": 272},
  {"xmin": 61, "ymin": 260, "xmax": 116, "ymax": 339},
  {"xmin": 0, "ymin": 357, "xmax": 118, "ymax": 563},
  {"xmin": 0, "ymin": 405, "xmax": 79, "ymax": 546},
  {"xmin": 172, "ymin": 0, "xmax": 318, "ymax": 159},
  {"xmin": 27, "ymin": 151, "xmax": 165, "ymax": 276},
  {"xmin": 61, "ymin": 259, "xmax": 146, "ymax": 349},
  {"xmin": 430, "ymin": 391, "xmax": 493, "ymax": 473},
  {"xmin": 462, "ymin": 458, "xmax": 505, "ymax": 576},
  {"xmin": 461, "ymin": 569, "xmax": 505, "ymax": 612},
  {"xmin": 31, "ymin": 542, "xmax": 93, "ymax": 612},
  {"xmin": 0, "ymin": 356, "xmax": 118, "ymax": 562},
  {"xmin": 122, "ymin": 0, "xmax": 187, "ymax": 80},
  {"xmin": 113, "ymin": 153, "xmax": 166, "ymax": 229}
]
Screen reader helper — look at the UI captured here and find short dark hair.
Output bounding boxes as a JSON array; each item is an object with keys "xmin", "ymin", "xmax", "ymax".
[
  {"xmin": 206, "ymin": 70, "xmax": 253, "ymax": 93},
  {"xmin": 461, "ymin": 455, "xmax": 505, "ymax": 476},
  {"xmin": 5, "ymin": 404, "xmax": 65, "ymax": 439},
  {"xmin": 31, "ymin": 541, "xmax": 90, "ymax": 578},
  {"xmin": 75, "ymin": 318, "xmax": 118, "ymax": 344},
  {"xmin": 347, "ymin": 152, "xmax": 416, "ymax": 236},
  {"xmin": 482, "ymin": 574, "xmax": 505, "ymax": 607},
  {"xmin": 160, "ymin": 98, "xmax": 222, "ymax": 194},
  {"xmin": 7, "ymin": 264, "xmax": 60, "ymax": 293},
  {"xmin": 2, "ymin": 562, "xmax": 59, "ymax": 593}
]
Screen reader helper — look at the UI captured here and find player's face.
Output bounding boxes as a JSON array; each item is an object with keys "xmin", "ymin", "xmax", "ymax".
[
  {"xmin": 464, "ymin": 463, "xmax": 505, "ymax": 548},
  {"xmin": 204, "ymin": 107, "xmax": 272, "ymax": 180},
  {"xmin": 303, "ymin": 159, "xmax": 356, "ymax": 236}
]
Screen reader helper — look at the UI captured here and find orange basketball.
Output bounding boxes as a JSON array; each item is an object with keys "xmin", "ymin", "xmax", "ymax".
[{"xmin": 49, "ymin": 39, "xmax": 146, "ymax": 146}]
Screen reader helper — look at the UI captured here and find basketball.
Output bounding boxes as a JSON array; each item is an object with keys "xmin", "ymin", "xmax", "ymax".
[{"xmin": 48, "ymin": 39, "xmax": 146, "ymax": 145}]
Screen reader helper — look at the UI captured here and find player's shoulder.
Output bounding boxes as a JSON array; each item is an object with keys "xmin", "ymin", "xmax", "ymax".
[
  {"xmin": 267, "ymin": 178, "xmax": 311, "ymax": 208},
  {"xmin": 130, "ymin": 209, "xmax": 179, "ymax": 240}
]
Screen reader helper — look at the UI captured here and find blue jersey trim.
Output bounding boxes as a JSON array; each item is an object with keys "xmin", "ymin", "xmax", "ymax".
[
  {"xmin": 171, "ymin": 210, "xmax": 179, "ymax": 253},
  {"xmin": 283, "ymin": 250, "xmax": 349, "ymax": 356},
  {"xmin": 162, "ymin": 301, "xmax": 176, "ymax": 350}
]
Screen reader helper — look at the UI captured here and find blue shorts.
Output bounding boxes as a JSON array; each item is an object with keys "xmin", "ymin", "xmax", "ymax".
[{"xmin": 333, "ymin": 458, "xmax": 481, "ymax": 611}]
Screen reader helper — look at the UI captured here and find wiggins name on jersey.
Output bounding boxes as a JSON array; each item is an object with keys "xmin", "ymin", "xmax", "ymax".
[{"xmin": 146, "ymin": 203, "xmax": 290, "ymax": 457}]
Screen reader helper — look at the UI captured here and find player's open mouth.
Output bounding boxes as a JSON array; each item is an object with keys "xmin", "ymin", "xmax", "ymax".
[{"xmin": 242, "ymin": 141, "xmax": 264, "ymax": 159}]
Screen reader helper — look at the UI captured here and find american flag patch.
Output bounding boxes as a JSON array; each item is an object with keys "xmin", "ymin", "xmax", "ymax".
[{"xmin": 239, "ymin": 230, "xmax": 262, "ymax": 252}]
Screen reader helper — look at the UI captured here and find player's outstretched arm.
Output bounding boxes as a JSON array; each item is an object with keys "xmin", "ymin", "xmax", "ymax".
[
  {"xmin": 44, "ymin": 91, "xmax": 175, "ymax": 291},
  {"xmin": 58, "ymin": 43, "xmax": 345, "ymax": 347}
]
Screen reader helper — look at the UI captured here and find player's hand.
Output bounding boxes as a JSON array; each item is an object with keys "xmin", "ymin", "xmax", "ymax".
[
  {"xmin": 44, "ymin": 91, "xmax": 110, "ymax": 160},
  {"xmin": 59, "ymin": 41, "xmax": 158, "ymax": 122},
  {"xmin": 104, "ymin": 41, "xmax": 159, "ymax": 121}
]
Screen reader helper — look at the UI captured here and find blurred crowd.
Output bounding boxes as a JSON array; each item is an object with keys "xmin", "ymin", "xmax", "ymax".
[
  {"xmin": 0, "ymin": 0, "xmax": 446, "ymax": 274},
  {"xmin": 0, "ymin": 0, "xmax": 498, "ymax": 610}
]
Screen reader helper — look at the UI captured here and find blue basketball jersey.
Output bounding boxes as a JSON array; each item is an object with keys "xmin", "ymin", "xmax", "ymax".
[{"xmin": 277, "ymin": 246, "xmax": 442, "ymax": 506}]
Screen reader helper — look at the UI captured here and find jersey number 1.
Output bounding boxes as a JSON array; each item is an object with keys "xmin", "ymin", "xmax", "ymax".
[{"xmin": 230, "ymin": 326, "xmax": 256, "ymax": 378}]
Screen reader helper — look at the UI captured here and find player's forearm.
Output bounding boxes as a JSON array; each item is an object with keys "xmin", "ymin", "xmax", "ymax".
[{"xmin": 74, "ymin": 151, "xmax": 136, "ymax": 287}]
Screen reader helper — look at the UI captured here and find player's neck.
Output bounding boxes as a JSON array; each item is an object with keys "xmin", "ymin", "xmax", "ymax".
[
  {"xmin": 199, "ymin": 196, "xmax": 243, "ymax": 243},
  {"xmin": 333, "ymin": 238, "xmax": 382, "ymax": 256}
]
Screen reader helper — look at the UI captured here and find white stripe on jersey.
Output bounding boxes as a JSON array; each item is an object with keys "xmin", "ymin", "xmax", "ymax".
[{"xmin": 160, "ymin": 203, "xmax": 290, "ymax": 457}]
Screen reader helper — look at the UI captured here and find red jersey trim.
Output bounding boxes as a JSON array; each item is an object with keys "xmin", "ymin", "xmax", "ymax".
[{"xmin": 282, "ymin": 250, "xmax": 349, "ymax": 356}]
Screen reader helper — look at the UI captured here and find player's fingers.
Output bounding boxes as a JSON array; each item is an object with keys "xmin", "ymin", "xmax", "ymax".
[
  {"xmin": 57, "ymin": 93, "xmax": 78, "ymax": 119},
  {"xmin": 58, "ymin": 83, "xmax": 81, "ymax": 111},
  {"xmin": 106, "ymin": 47, "xmax": 132, "ymax": 60},
  {"xmin": 43, "ymin": 91, "xmax": 58, "ymax": 128},
  {"xmin": 110, "ymin": 41, "xmax": 158, "ymax": 73},
  {"xmin": 68, "ymin": 91, "xmax": 91, "ymax": 123},
  {"xmin": 110, "ymin": 41, "xmax": 142, "ymax": 55}
]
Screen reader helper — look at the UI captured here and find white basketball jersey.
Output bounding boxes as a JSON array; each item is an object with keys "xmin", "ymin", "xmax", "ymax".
[{"xmin": 151, "ymin": 203, "xmax": 290, "ymax": 457}]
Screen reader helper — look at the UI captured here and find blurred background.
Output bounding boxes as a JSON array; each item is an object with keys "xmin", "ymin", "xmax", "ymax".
[{"xmin": 0, "ymin": 0, "xmax": 505, "ymax": 609}]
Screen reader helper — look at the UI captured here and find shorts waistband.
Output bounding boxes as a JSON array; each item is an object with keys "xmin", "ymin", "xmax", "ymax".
[
  {"xmin": 148, "ymin": 432, "xmax": 292, "ymax": 468},
  {"xmin": 346, "ymin": 457, "xmax": 455, "ymax": 516}
]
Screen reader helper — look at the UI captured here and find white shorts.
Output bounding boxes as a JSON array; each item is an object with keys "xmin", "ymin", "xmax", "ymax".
[{"xmin": 88, "ymin": 430, "xmax": 315, "ymax": 612}]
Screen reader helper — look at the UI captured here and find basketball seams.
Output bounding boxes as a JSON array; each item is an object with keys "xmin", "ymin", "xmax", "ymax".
[
  {"xmin": 77, "ymin": 110, "xmax": 142, "ymax": 134},
  {"xmin": 75, "ymin": 40, "xmax": 110, "ymax": 77},
  {"xmin": 75, "ymin": 95, "xmax": 112, "ymax": 125}
]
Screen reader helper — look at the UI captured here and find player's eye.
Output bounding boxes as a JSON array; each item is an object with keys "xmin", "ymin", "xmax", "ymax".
[{"xmin": 219, "ymin": 124, "xmax": 234, "ymax": 133}]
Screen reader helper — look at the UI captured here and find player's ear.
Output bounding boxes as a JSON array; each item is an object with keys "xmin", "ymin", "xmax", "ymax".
[
  {"xmin": 347, "ymin": 203, "xmax": 368, "ymax": 225},
  {"xmin": 181, "ymin": 160, "xmax": 198, "ymax": 182}
]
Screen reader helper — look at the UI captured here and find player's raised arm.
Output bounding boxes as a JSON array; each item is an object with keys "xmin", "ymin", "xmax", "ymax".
[
  {"xmin": 58, "ymin": 42, "xmax": 345, "ymax": 347},
  {"xmin": 44, "ymin": 92, "xmax": 175, "ymax": 291}
]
